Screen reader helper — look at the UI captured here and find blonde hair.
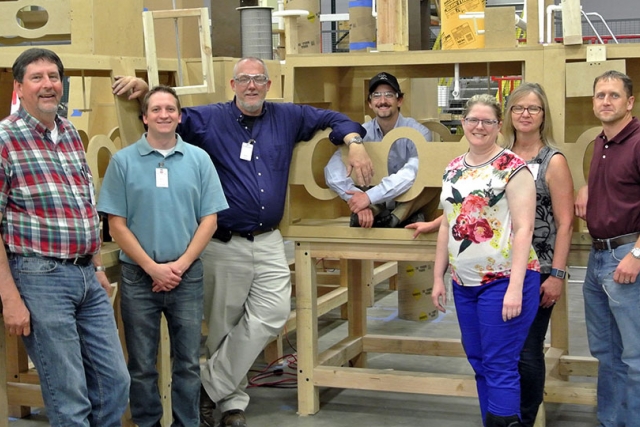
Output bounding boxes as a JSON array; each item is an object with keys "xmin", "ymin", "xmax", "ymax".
[
  {"xmin": 502, "ymin": 82, "xmax": 555, "ymax": 149},
  {"xmin": 463, "ymin": 94, "xmax": 502, "ymax": 121}
]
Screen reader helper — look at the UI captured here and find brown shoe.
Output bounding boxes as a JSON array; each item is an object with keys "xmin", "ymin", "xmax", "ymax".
[
  {"xmin": 220, "ymin": 409, "xmax": 247, "ymax": 427},
  {"xmin": 199, "ymin": 385, "xmax": 216, "ymax": 427}
]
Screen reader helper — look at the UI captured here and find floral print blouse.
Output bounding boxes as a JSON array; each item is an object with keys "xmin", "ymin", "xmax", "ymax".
[{"xmin": 441, "ymin": 148, "xmax": 540, "ymax": 286}]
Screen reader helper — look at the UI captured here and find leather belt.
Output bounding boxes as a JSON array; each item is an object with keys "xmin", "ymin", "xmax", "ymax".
[
  {"xmin": 7, "ymin": 253, "xmax": 94, "ymax": 266},
  {"xmin": 592, "ymin": 232, "xmax": 640, "ymax": 250},
  {"xmin": 234, "ymin": 229, "xmax": 274, "ymax": 240},
  {"xmin": 59, "ymin": 255, "xmax": 94, "ymax": 266},
  {"xmin": 212, "ymin": 227, "xmax": 275, "ymax": 242}
]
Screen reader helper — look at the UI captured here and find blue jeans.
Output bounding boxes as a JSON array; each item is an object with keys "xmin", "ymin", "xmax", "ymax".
[
  {"xmin": 120, "ymin": 260, "xmax": 204, "ymax": 427},
  {"xmin": 453, "ymin": 271, "xmax": 540, "ymax": 424},
  {"xmin": 519, "ymin": 273, "xmax": 553, "ymax": 427},
  {"xmin": 584, "ymin": 243, "xmax": 640, "ymax": 427},
  {"xmin": 9, "ymin": 255, "xmax": 130, "ymax": 427}
]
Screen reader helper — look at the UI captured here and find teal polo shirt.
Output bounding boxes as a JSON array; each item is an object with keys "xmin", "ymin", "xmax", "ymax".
[{"xmin": 97, "ymin": 134, "xmax": 228, "ymax": 264}]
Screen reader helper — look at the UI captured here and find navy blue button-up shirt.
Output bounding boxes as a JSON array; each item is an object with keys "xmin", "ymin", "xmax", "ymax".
[{"xmin": 177, "ymin": 99, "xmax": 365, "ymax": 233}]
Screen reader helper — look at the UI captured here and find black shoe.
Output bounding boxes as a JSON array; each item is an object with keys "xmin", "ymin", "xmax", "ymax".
[
  {"xmin": 220, "ymin": 409, "xmax": 247, "ymax": 427},
  {"xmin": 485, "ymin": 412, "xmax": 522, "ymax": 427},
  {"xmin": 350, "ymin": 210, "xmax": 398, "ymax": 228},
  {"xmin": 506, "ymin": 419, "xmax": 523, "ymax": 427},
  {"xmin": 373, "ymin": 213, "xmax": 400, "ymax": 228},
  {"xmin": 199, "ymin": 385, "xmax": 216, "ymax": 427},
  {"xmin": 400, "ymin": 211, "xmax": 425, "ymax": 227},
  {"xmin": 349, "ymin": 213, "xmax": 360, "ymax": 227}
]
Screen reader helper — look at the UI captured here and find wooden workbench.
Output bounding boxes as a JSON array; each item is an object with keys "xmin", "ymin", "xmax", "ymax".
[{"xmin": 291, "ymin": 235, "xmax": 595, "ymax": 416}]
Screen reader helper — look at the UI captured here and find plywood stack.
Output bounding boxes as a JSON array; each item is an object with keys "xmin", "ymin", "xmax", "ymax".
[{"xmin": 376, "ymin": 0, "xmax": 409, "ymax": 51}]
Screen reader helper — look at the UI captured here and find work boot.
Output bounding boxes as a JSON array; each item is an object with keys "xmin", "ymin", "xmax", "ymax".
[
  {"xmin": 199, "ymin": 385, "xmax": 216, "ymax": 427},
  {"xmin": 220, "ymin": 409, "xmax": 247, "ymax": 427}
]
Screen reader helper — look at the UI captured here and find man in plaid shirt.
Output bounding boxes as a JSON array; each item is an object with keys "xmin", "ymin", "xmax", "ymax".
[{"xmin": 0, "ymin": 48, "xmax": 129, "ymax": 426}]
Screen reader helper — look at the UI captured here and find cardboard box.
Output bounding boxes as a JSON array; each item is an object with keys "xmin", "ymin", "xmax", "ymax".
[
  {"xmin": 285, "ymin": 0, "xmax": 321, "ymax": 54},
  {"xmin": 440, "ymin": 0, "xmax": 485, "ymax": 50},
  {"xmin": 397, "ymin": 261, "xmax": 438, "ymax": 322}
]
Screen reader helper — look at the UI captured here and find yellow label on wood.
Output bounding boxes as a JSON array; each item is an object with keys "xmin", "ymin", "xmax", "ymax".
[{"xmin": 405, "ymin": 264, "xmax": 415, "ymax": 277}]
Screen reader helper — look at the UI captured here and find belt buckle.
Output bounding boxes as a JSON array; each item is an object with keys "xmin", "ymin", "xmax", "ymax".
[
  {"xmin": 71, "ymin": 255, "xmax": 91, "ymax": 266},
  {"xmin": 592, "ymin": 238, "xmax": 608, "ymax": 250}
]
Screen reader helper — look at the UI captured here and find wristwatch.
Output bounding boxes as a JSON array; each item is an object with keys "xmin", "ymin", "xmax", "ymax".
[
  {"xmin": 631, "ymin": 247, "xmax": 640, "ymax": 259},
  {"xmin": 95, "ymin": 265, "xmax": 106, "ymax": 273},
  {"xmin": 550, "ymin": 268, "xmax": 567, "ymax": 279},
  {"xmin": 347, "ymin": 135, "xmax": 364, "ymax": 146}
]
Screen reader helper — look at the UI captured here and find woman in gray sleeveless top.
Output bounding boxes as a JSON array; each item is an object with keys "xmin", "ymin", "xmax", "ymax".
[{"xmin": 502, "ymin": 83, "xmax": 575, "ymax": 427}]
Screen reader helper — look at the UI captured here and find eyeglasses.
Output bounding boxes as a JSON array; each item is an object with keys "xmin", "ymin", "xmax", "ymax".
[
  {"xmin": 510, "ymin": 105, "xmax": 543, "ymax": 115},
  {"xmin": 234, "ymin": 74, "xmax": 269, "ymax": 86},
  {"xmin": 463, "ymin": 117, "xmax": 499, "ymax": 127},
  {"xmin": 370, "ymin": 91, "xmax": 398, "ymax": 100}
]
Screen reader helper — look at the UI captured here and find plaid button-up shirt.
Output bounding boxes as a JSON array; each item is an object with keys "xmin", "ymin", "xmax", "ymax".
[{"xmin": 0, "ymin": 107, "xmax": 100, "ymax": 258}]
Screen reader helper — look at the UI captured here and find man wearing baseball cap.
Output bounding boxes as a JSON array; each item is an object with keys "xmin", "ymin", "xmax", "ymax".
[{"xmin": 325, "ymin": 72, "xmax": 440, "ymax": 231}]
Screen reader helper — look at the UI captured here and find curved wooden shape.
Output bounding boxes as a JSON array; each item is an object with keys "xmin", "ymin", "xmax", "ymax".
[
  {"xmin": 289, "ymin": 127, "xmax": 468, "ymax": 203},
  {"xmin": 289, "ymin": 129, "xmax": 336, "ymax": 200},
  {"xmin": 0, "ymin": 0, "xmax": 70, "ymax": 39},
  {"xmin": 561, "ymin": 126, "xmax": 601, "ymax": 190},
  {"xmin": 77, "ymin": 129, "xmax": 90, "ymax": 151},
  {"xmin": 108, "ymin": 126, "xmax": 121, "ymax": 142},
  {"xmin": 86, "ymin": 134, "xmax": 118, "ymax": 198},
  {"xmin": 422, "ymin": 121, "xmax": 462, "ymax": 142}
]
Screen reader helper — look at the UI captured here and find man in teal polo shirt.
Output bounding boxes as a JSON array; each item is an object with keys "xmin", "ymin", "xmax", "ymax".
[{"xmin": 97, "ymin": 85, "xmax": 228, "ymax": 427}]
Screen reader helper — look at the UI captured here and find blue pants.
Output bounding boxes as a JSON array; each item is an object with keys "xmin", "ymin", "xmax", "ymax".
[
  {"xmin": 519, "ymin": 273, "xmax": 553, "ymax": 427},
  {"xmin": 453, "ymin": 271, "xmax": 540, "ymax": 424},
  {"xmin": 9, "ymin": 255, "xmax": 130, "ymax": 427},
  {"xmin": 584, "ymin": 243, "xmax": 640, "ymax": 427},
  {"xmin": 120, "ymin": 260, "xmax": 204, "ymax": 427}
]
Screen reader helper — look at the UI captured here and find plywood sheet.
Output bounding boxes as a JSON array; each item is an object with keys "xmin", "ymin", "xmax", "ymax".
[{"xmin": 565, "ymin": 59, "xmax": 626, "ymax": 97}]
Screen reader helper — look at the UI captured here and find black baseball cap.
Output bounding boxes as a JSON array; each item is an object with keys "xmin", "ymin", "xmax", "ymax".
[{"xmin": 369, "ymin": 72, "xmax": 402, "ymax": 95}]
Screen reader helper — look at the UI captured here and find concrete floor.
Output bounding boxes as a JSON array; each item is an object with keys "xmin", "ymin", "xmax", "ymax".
[{"xmin": 8, "ymin": 267, "xmax": 598, "ymax": 426}]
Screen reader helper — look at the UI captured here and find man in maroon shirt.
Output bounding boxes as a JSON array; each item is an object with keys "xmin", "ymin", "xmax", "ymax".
[{"xmin": 575, "ymin": 70, "xmax": 640, "ymax": 427}]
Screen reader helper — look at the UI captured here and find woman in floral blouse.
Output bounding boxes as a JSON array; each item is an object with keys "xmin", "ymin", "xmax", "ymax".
[{"xmin": 432, "ymin": 94, "xmax": 541, "ymax": 427}]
